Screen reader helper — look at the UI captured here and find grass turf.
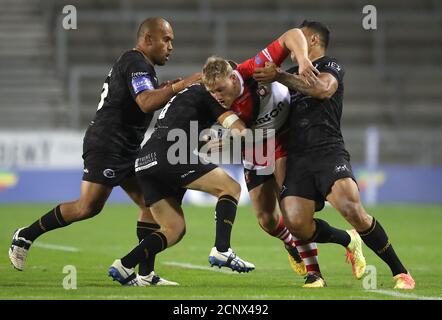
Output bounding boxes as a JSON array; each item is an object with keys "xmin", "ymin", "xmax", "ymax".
[{"xmin": 0, "ymin": 204, "xmax": 441, "ymax": 300}]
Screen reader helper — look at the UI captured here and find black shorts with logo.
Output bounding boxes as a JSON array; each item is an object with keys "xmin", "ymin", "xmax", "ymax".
[
  {"xmin": 280, "ymin": 147, "xmax": 357, "ymax": 212},
  {"xmin": 82, "ymin": 151, "xmax": 136, "ymax": 187},
  {"xmin": 135, "ymin": 140, "xmax": 218, "ymax": 206}
]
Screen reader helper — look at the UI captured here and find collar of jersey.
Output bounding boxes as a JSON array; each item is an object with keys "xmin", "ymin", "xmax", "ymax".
[{"xmin": 233, "ymin": 70, "xmax": 244, "ymax": 97}]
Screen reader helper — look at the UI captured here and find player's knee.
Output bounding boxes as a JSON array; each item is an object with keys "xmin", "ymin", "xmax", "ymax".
[
  {"xmin": 284, "ymin": 214, "xmax": 307, "ymax": 234},
  {"xmin": 76, "ymin": 202, "xmax": 104, "ymax": 220},
  {"xmin": 229, "ymin": 181, "xmax": 241, "ymax": 200},
  {"xmin": 162, "ymin": 219, "xmax": 186, "ymax": 246},
  {"xmin": 222, "ymin": 180, "xmax": 241, "ymax": 201},
  {"xmin": 257, "ymin": 211, "xmax": 278, "ymax": 232}
]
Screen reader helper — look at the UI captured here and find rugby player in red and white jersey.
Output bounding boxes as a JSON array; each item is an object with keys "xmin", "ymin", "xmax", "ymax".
[{"xmin": 202, "ymin": 28, "xmax": 325, "ymax": 287}]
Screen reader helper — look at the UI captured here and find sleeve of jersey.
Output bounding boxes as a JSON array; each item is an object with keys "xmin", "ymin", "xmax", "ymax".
[
  {"xmin": 126, "ymin": 60, "xmax": 157, "ymax": 99},
  {"xmin": 236, "ymin": 39, "xmax": 289, "ymax": 80},
  {"xmin": 318, "ymin": 60, "xmax": 345, "ymax": 82}
]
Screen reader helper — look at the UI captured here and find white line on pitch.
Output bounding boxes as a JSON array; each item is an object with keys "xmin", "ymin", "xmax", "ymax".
[
  {"xmin": 163, "ymin": 261, "xmax": 239, "ymax": 274},
  {"xmin": 33, "ymin": 242, "xmax": 80, "ymax": 252},
  {"xmin": 367, "ymin": 289, "xmax": 442, "ymax": 300}
]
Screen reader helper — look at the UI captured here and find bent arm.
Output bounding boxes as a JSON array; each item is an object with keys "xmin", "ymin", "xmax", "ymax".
[{"xmin": 277, "ymin": 71, "xmax": 338, "ymax": 100}]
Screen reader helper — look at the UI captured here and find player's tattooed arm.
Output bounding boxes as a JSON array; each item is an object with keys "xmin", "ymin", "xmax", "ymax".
[
  {"xmin": 135, "ymin": 73, "xmax": 201, "ymax": 113},
  {"xmin": 277, "ymin": 71, "xmax": 338, "ymax": 100},
  {"xmin": 253, "ymin": 63, "xmax": 337, "ymax": 100}
]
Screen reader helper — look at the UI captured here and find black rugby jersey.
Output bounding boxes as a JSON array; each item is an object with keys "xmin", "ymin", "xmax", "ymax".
[
  {"xmin": 286, "ymin": 56, "xmax": 346, "ymax": 155},
  {"xmin": 83, "ymin": 50, "xmax": 158, "ymax": 157},
  {"xmin": 150, "ymin": 84, "xmax": 227, "ymax": 143}
]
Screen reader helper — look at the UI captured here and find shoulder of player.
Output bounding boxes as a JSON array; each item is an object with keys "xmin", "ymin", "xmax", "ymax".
[
  {"xmin": 316, "ymin": 56, "xmax": 344, "ymax": 71},
  {"xmin": 118, "ymin": 50, "xmax": 155, "ymax": 73}
]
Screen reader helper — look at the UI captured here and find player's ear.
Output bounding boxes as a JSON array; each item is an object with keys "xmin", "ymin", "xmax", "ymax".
[
  {"xmin": 312, "ymin": 33, "xmax": 321, "ymax": 47},
  {"xmin": 144, "ymin": 33, "xmax": 153, "ymax": 46}
]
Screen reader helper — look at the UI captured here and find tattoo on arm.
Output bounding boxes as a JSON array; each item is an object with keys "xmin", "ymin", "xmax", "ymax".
[{"xmin": 277, "ymin": 71, "xmax": 316, "ymax": 95}]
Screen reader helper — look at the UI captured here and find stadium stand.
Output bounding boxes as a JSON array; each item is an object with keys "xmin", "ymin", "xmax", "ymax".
[{"xmin": 1, "ymin": 0, "xmax": 441, "ymax": 164}]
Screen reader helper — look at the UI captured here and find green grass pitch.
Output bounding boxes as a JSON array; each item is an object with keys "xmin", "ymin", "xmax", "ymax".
[{"xmin": 1, "ymin": 204, "xmax": 441, "ymax": 300}]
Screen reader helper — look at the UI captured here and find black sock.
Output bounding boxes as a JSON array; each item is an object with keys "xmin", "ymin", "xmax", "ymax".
[
  {"xmin": 359, "ymin": 218, "xmax": 407, "ymax": 276},
  {"xmin": 309, "ymin": 219, "xmax": 351, "ymax": 247},
  {"xmin": 136, "ymin": 222, "xmax": 160, "ymax": 276},
  {"xmin": 121, "ymin": 231, "xmax": 167, "ymax": 269},
  {"xmin": 19, "ymin": 205, "xmax": 69, "ymax": 242},
  {"xmin": 214, "ymin": 195, "xmax": 237, "ymax": 252}
]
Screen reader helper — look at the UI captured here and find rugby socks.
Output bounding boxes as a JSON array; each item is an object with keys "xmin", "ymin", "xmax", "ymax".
[
  {"xmin": 359, "ymin": 218, "xmax": 407, "ymax": 276},
  {"xmin": 267, "ymin": 215, "xmax": 321, "ymax": 273},
  {"xmin": 136, "ymin": 221, "xmax": 160, "ymax": 276},
  {"xmin": 121, "ymin": 231, "xmax": 167, "ymax": 269},
  {"xmin": 19, "ymin": 205, "xmax": 70, "ymax": 242},
  {"xmin": 214, "ymin": 195, "xmax": 238, "ymax": 252},
  {"xmin": 309, "ymin": 218, "xmax": 351, "ymax": 247},
  {"xmin": 293, "ymin": 238, "xmax": 321, "ymax": 274}
]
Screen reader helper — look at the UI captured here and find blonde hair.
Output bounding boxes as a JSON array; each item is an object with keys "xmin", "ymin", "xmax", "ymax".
[{"xmin": 202, "ymin": 56, "xmax": 233, "ymax": 87}]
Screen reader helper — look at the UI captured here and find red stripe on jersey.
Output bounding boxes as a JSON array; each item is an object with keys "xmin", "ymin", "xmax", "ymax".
[{"xmin": 236, "ymin": 39, "xmax": 288, "ymax": 80}]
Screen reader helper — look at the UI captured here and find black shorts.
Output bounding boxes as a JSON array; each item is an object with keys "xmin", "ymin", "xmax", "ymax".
[
  {"xmin": 135, "ymin": 142, "xmax": 218, "ymax": 206},
  {"xmin": 243, "ymin": 168, "xmax": 274, "ymax": 191},
  {"xmin": 281, "ymin": 148, "xmax": 357, "ymax": 212},
  {"xmin": 82, "ymin": 151, "xmax": 136, "ymax": 187}
]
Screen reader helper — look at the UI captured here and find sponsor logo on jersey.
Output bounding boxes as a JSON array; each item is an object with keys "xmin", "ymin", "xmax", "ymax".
[
  {"xmin": 334, "ymin": 164, "xmax": 349, "ymax": 173},
  {"xmin": 257, "ymin": 85, "xmax": 269, "ymax": 98},
  {"xmin": 326, "ymin": 61, "xmax": 341, "ymax": 71},
  {"xmin": 83, "ymin": 168, "xmax": 89, "ymax": 174},
  {"xmin": 131, "ymin": 72, "xmax": 149, "ymax": 77},
  {"xmin": 255, "ymin": 101, "xmax": 285, "ymax": 125},
  {"xmin": 103, "ymin": 168, "xmax": 116, "ymax": 178},
  {"xmin": 181, "ymin": 170, "xmax": 195, "ymax": 178},
  {"xmin": 131, "ymin": 75, "xmax": 154, "ymax": 94},
  {"xmin": 261, "ymin": 48, "xmax": 273, "ymax": 63}
]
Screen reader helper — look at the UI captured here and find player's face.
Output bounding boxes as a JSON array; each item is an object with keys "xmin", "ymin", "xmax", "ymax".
[
  {"xmin": 150, "ymin": 23, "xmax": 174, "ymax": 66},
  {"xmin": 205, "ymin": 75, "xmax": 238, "ymax": 108}
]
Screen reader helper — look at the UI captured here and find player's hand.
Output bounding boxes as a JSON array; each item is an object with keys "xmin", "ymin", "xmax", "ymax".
[
  {"xmin": 159, "ymin": 78, "xmax": 182, "ymax": 88},
  {"xmin": 297, "ymin": 57, "xmax": 319, "ymax": 86},
  {"xmin": 200, "ymin": 135, "xmax": 225, "ymax": 154},
  {"xmin": 183, "ymin": 72, "xmax": 202, "ymax": 86},
  {"xmin": 172, "ymin": 72, "xmax": 202, "ymax": 93},
  {"xmin": 206, "ymin": 137, "xmax": 225, "ymax": 153},
  {"xmin": 253, "ymin": 62, "xmax": 280, "ymax": 84}
]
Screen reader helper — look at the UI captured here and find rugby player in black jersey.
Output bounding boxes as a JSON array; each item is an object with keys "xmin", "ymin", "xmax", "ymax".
[
  {"xmin": 108, "ymin": 82, "xmax": 256, "ymax": 285},
  {"xmin": 9, "ymin": 17, "xmax": 200, "ymax": 286},
  {"xmin": 253, "ymin": 20, "xmax": 415, "ymax": 289}
]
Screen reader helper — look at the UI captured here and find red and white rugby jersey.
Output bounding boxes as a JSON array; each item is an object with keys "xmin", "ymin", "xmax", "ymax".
[{"xmin": 231, "ymin": 39, "xmax": 291, "ymax": 134}]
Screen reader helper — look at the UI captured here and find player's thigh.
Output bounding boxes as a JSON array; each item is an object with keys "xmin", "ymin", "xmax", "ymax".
[
  {"xmin": 150, "ymin": 197, "xmax": 186, "ymax": 246},
  {"xmin": 249, "ymin": 178, "xmax": 280, "ymax": 218},
  {"xmin": 77, "ymin": 180, "xmax": 113, "ymax": 212},
  {"xmin": 120, "ymin": 175, "xmax": 156, "ymax": 222},
  {"xmin": 281, "ymin": 196, "xmax": 316, "ymax": 230},
  {"xmin": 326, "ymin": 178, "xmax": 371, "ymax": 228},
  {"xmin": 185, "ymin": 167, "xmax": 240, "ymax": 199},
  {"xmin": 326, "ymin": 177, "xmax": 361, "ymax": 207},
  {"xmin": 120, "ymin": 175, "xmax": 145, "ymax": 208}
]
